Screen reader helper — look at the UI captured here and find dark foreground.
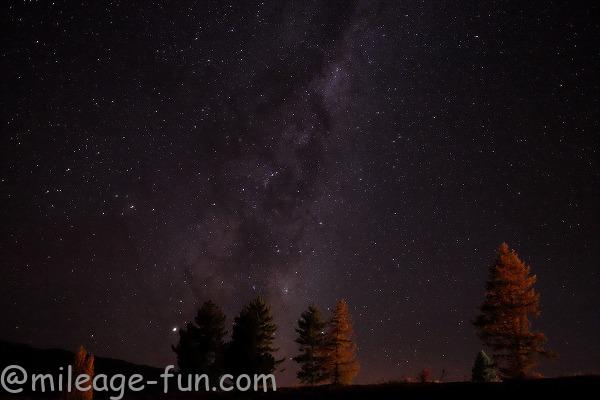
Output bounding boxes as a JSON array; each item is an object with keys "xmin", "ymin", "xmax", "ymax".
[
  {"xmin": 2, "ymin": 342, "xmax": 598, "ymax": 399},
  {"xmin": 1, "ymin": 376, "xmax": 598, "ymax": 400}
]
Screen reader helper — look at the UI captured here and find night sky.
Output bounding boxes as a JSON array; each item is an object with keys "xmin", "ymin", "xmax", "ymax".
[{"xmin": 1, "ymin": 0, "xmax": 599, "ymax": 384}]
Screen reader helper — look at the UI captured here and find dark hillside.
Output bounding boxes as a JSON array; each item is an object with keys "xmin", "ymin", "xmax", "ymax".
[{"xmin": 1, "ymin": 341, "xmax": 598, "ymax": 399}]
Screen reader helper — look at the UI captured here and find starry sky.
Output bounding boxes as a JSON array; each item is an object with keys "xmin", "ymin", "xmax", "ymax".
[{"xmin": 1, "ymin": 0, "xmax": 599, "ymax": 384}]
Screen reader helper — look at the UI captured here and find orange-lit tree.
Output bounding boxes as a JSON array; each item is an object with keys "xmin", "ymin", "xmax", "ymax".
[
  {"xmin": 67, "ymin": 346, "xmax": 94, "ymax": 400},
  {"xmin": 474, "ymin": 243, "xmax": 551, "ymax": 379},
  {"xmin": 325, "ymin": 299, "xmax": 359, "ymax": 385}
]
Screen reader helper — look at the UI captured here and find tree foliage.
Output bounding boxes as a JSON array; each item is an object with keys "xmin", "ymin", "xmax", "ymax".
[
  {"xmin": 474, "ymin": 243, "xmax": 551, "ymax": 379},
  {"xmin": 226, "ymin": 296, "xmax": 280, "ymax": 376},
  {"xmin": 293, "ymin": 305, "xmax": 329, "ymax": 385},
  {"xmin": 67, "ymin": 346, "xmax": 94, "ymax": 400},
  {"xmin": 172, "ymin": 300, "xmax": 227, "ymax": 378},
  {"xmin": 472, "ymin": 350, "xmax": 500, "ymax": 382},
  {"xmin": 325, "ymin": 299, "xmax": 359, "ymax": 385}
]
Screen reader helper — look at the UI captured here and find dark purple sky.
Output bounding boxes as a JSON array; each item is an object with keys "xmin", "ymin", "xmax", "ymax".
[{"xmin": 1, "ymin": 0, "xmax": 599, "ymax": 384}]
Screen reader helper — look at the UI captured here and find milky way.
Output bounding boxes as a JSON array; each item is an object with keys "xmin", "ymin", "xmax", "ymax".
[{"xmin": 1, "ymin": 1, "xmax": 599, "ymax": 383}]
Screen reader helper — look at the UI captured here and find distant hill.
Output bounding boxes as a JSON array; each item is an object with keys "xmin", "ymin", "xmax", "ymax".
[{"xmin": 0, "ymin": 340, "xmax": 162, "ymax": 381}]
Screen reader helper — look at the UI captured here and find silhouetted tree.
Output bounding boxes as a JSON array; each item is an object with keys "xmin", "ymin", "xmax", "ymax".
[
  {"xmin": 66, "ymin": 346, "xmax": 94, "ymax": 400},
  {"xmin": 172, "ymin": 300, "xmax": 227, "ymax": 378},
  {"xmin": 325, "ymin": 299, "xmax": 359, "ymax": 385},
  {"xmin": 172, "ymin": 321, "xmax": 197, "ymax": 371},
  {"xmin": 294, "ymin": 305, "xmax": 329, "ymax": 385},
  {"xmin": 474, "ymin": 243, "xmax": 552, "ymax": 379},
  {"xmin": 226, "ymin": 297, "xmax": 280, "ymax": 377},
  {"xmin": 472, "ymin": 350, "xmax": 500, "ymax": 382}
]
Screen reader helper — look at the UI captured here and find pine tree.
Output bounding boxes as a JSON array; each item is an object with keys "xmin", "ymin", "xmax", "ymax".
[
  {"xmin": 474, "ymin": 243, "xmax": 551, "ymax": 379},
  {"xmin": 172, "ymin": 300, "xmax": 227, "ymax": 378},
  {"xmin": 293, "ymin": 305, "xmax": 329, "ymax": 385},
  {"xmin": 472, "ymin": 350, "xmax": 500, "ymax": 382},
  {"xmin": 325, "ymin": 299, "xmax": 359, "ymax": 385},
  {"xmin": 226, "ymin": 296, "xmax": 280, "ymax": 377},
  {"xmin": 67, "ymin": 346, "xmax": 94, "ymax": 400},
  {"xmin": 172, "ymin": 321, "xmax": 199, "ymax": 371}
]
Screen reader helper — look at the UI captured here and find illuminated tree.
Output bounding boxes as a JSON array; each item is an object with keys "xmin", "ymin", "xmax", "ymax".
[
  {"xmin": 172, "ymin": 300, "xmax": 227, "ymax": 378},
  {"xmin": 474, "ymin": 243, "xmax": 551, "ymax": 379},
  {"xmin": 325, "ymin": 299, "xmax": 359, "ymax": 385},
  {"xmin": 67, "ymin": 346, "xmax": 94, "ymax": 400},
  {"xmin": 294, "ymin": 305, "xmax": 329, "ymax": 385}
]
